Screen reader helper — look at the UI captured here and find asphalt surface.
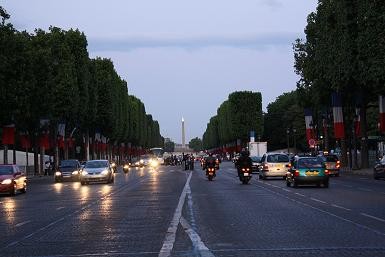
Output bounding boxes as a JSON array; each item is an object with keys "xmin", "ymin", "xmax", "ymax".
[{"xmin": 1, "ymin": 162, "xmax": 385, "ymax": 257}]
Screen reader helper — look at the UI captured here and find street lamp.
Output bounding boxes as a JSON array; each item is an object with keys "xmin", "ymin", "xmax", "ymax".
[{"xmin": 286, "ymin": 128, "xmax": 290, "ymax": 154}]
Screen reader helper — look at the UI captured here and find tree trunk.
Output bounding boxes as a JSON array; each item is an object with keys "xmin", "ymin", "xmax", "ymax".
[
  {"xmin": 341, "ymin": 138, "xmax": 348, "ymax": 169},
  {"xmin": 360, "ymin": 105, "xmax": 369, "ymax": 168},
  {"xmin": 3, "ymin": 144, "xmax": 8, "ymax": 164}
]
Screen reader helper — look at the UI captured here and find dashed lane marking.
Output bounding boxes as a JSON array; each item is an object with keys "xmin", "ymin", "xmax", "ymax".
[
  {"xmin": 56, "ymin": 207, "xmax": 65, "ymax": 211},
  {"xmin": 159, "ymin": 172, "xmax": 192, "ymax": 257},
  {"xmin": 256, "ymin": 184, "xmax": 385, "ymax": 237},
  {"xmin": 15, "ymin": 220, "xmax": 31, "ymax": 227},
  {"xmin": 295, "ymin": 193, "xmax": 305, "ymax": 197},
  {"xmin": 358, "ymin": 188, "xmax": 373, "ymax": 192},
  {"xmin": 361, "ymin": 213, "xmax": 385, "ymax": 222},
  {"xmin": 331, "ymin": 204, "xmax": 351, "ymax": 211},
  {"xmin": 281, "ymin": 188, "xmax": 291, "ymax": 192},
  {"xmin": 310, "ymin": 198, "xmax": 327, "ymax": 204}
]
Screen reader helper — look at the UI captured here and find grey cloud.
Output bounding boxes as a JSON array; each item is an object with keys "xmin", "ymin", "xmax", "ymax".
[{"xmin": 88, "ymin": 33, "xmax": 298, "ymax": 52}]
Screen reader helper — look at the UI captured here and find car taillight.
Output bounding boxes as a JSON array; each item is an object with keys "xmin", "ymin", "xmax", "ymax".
[
  {"xmin": 246, "ymin": 168, "xmax": 250, "ymax": 172},
  {"xmin": 263, "ymin": 164, "xmax": 269, "ymax": 170},
  {"xmin": 294, "ymin": 170, "xmax": 300, "ymax": 177},
  {"xmin": 336, "ymin": 161, "xmax": 340, "ymax": 169},
  {"xmin": 325, "ymin": 169, "xmax": 329, "ymax": 175},
  {"xmin": 242, "ymin": 168, "xmax": 245, "ymax": 171}
]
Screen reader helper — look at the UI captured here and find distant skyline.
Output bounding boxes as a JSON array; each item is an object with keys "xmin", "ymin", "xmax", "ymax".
[{"xmin": 3, "ymin": 0, "xmax": 318, "ymax": 144}]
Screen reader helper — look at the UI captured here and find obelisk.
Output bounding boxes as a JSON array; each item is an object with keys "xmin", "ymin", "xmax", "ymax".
[{"xmin": 182, "ymin": 117, "xmax": 185, "ymax": 149}]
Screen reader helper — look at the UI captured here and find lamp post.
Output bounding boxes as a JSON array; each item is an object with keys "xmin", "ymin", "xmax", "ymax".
[{"xmin": 293, "ymin": 128, "xmax": 297, "ymax": 154}]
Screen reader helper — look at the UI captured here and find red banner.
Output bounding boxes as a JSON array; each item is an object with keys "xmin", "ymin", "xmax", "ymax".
[
  {"xmin": 39, "ymin": 133, "xmax": 50, "ymax": 149},
  {"xmin": 2, "ymin": 125, "xmax": 15, "ymax": 145},
  {"xmin": 20, "ymin": 134, "xmax": 31, "ymax": 148}
]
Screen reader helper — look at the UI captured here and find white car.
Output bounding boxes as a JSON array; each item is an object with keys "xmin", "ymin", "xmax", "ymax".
[{"xmin": 80, "ymin": 160, "xmax": 114, "ymax": 185}]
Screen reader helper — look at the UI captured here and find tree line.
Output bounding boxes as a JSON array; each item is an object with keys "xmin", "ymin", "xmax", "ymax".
[
  {"xmin": 202, "ymin": 91, "xmax": 263, "ymax": 152},
  {"xmin": 291, "ymin": 0, "xmax": 385, "ymax": 168},
  {"xmin": 0, "ymin": 7, "xmax": 163, "ymax": 167}
]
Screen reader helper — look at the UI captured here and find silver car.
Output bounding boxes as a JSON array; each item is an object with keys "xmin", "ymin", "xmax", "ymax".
[
  {"xmin": 80, "ymin": 160, "xmax": 114, "ymax": 185},
  {"xmin": 259, "ymin": 153, "xmax": 290, "ymax": 180}
]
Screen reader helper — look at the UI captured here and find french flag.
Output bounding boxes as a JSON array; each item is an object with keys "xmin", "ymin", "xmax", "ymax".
[
  {"xmin": 304, "ymin": 108, "xmax": 314, "ymax": 142},
  {"xmin": 380, "ymin": 96, "xmax": 385, "ymax": 133},
  {"xmin": 332, "ymin": 92, "xmax": 345, "ymax": 139}
]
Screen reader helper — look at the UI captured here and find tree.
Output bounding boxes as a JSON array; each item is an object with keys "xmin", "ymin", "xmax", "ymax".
[
  {"xmin": 164, "ymin": 141, "xmax": 175, "ymax": 153},
  {"xmin": 189, "ymin": 137, "xmax": 203, "ymax": 152}
]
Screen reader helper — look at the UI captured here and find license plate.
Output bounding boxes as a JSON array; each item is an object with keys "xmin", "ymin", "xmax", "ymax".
[
  {"xmin": 306, "ymin": 171, "xmax": 319, "ymax": 176},
  {"xmin": 209, "ymin": 173, "xmax": 213, "ymax": 175},
  {"xmin": 244, "ymin": 173, "xmax": 249, "ymax": 176}
]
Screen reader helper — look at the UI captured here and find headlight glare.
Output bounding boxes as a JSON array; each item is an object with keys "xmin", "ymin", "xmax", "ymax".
[
  {"xmin": 1, "ymin": 179, "xmax": 12, "ymax": 185},
  {"xmin": 101, "ymin": 169, "xmax": 109, "ymax": 175},
  {"xmin": 55, "ymin": 171, "xmax": 62, "ymax": 176}
]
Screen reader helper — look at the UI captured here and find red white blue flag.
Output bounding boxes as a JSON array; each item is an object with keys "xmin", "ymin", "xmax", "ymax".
[
  {"xmin": 332, "ymin": 92, "xmax": 345, "ymax": 139},
  {"xmin": 304, "ymin": 108, "xmax": 314, "ymax": 143}
]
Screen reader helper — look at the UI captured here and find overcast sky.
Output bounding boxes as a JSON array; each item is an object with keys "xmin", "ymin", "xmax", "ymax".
[{"xmin": 3, "ymin": 0, "xmax": 318, "ymax": 143}]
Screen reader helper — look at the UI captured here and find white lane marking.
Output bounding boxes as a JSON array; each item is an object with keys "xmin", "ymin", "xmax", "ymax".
[
  {"xmin": 331, "ymin": 204, "xmax": 351, "ymax": 211},
  {"xmin": 15, "ymin": 220, "xmax": 31, "ymax": 227},
  {"xmin": 56, "ymin": 207, "xmax": 65, "ymax": 211},
  {"xmin": 281, "ymin": 188, "xmax": 291, "ymax": 192},
  {"xmin": 358, "ymin": 188, "xmax": 373, "ymax": 192},
  {"xmin": 180, "ymin": 217, "xmax": 215, "ymax": 257},
  {"xmin": 295, "ymin": 193, "xmax": 305, "ymax": 197},
  {"xmin": 361, "ymin": 213, "xmax": 385, "ymax": 222},
  {"xmin": 310, "ymin": 198, "xmax": 327, "ymax": 204},
  {"xmin": 159, "ymin": 172, "xmax": 192, "ymax": 257},
  {"xmin": 256, "ymin": 184, "xmax": 385, "ymax": 236}
]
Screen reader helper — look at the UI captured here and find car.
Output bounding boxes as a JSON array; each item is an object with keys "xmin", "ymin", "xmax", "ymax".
[
  {"xmin": 259, "ymin": 153, "xmax": 290, "ymax": 180},
  {"xmin": 286, "ymin": 156, "xmax": 329, "ymax": 188},
  {"xmin": 250, "ymin": 156, "xmax": 262, "ymax": 173},
  {"xmin": 319, "ymin": 154, "xmax": 340, "ymax": 177},
  {"xmin": 54, "ymin": 159, "xmax": 81, "ymax": 182},
  {"xmin": 80, "ymin": 160, "xmax": 114, "ymax": 185},
  {"xmin": 374, "ymin": 156, "xmax": 385, "ymax": 180},
  {"xmin": 0, "ymin": 164, "xmax": 27, "ymax": 195}
]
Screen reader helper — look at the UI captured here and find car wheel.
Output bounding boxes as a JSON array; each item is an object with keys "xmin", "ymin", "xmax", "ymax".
[
  {"xmin": 335, "ymin": 173, "xmax": 340, "ymax": 177},
  {"xmin": 316, "ymin": 182, "xmax": 321, "ymax": 187},
  {"xmin": 286, "ymin": 181, "xmax": 291, "ymax": 187},
  {"xmin": 283, "ymin": 176, "xmax": 286, "ymax": 180},
  {"xmin": 293, "ymin": 181, "xmax": 298, "ymax": 188},
  {"xmin": 324, "ymin": 181, "xmax": 329, "ymax": 188},
  {"xmin": 80, "ymin": 181, "xmax": 86, "ymax": 185},
  {"xmin": 55, "ymin": 178, "xmax": 61, "ymax": 183}
]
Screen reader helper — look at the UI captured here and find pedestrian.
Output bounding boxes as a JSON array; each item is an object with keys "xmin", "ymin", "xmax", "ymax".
[{"xmin": 44, "ymin": 161, "xmax": 51, "ymax": 176}]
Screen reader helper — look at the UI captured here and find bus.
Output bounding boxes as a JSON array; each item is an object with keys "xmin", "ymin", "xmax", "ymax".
[{"xmin": 149, "ymin": 147, "xmax": 165, "ymax": 165}]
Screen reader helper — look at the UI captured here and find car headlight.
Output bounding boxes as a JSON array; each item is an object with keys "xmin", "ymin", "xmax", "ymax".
[
  {"xmin": 55, "ymin": 171, "xmax": 62, "ymax": 176},
  {"xmin": 135, "ymin": 161, "xmax": 140, "ymax": 165},
  {"xmin": 1, "ymin": 179, "xmax": 12, "ymax": 185},
  {"xmin": 81, "ymin": 170, "xmax": 88, "ymax": 176},
  {"xmin": 72, "ymin": 170, "xmax": 79, "ymax": 175},
  {"xmin": 140, "ymin": 159, "xmax": 144, "ymax": 163},
  {"xmin": 151, "ymin": 160, "xmax": 159, "ymax": 167},
  {"xmin": 124, "ymin": 164, "xmax": 129, "ymax": 169},
  {"xmin": 111, "ymin": 163, "xmax": 116, "ymax": 168},
  {"xmin": 101, "ymin": 169, "xmax": 109, "ymax": 175}
]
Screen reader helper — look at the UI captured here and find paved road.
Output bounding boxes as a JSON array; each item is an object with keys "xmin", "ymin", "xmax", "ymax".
[{"xmin": 1, "ymin": 162, "xmax": 385, "ymax": 257}]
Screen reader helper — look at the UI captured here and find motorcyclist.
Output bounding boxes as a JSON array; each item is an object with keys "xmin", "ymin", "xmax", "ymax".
[
  {"xmin": 236, "ymin": 150, "xmax": 252, "ymax": 177},
  {"xmin": 205, "ymin": 153, "xmax": 217, "ymax": 176}
]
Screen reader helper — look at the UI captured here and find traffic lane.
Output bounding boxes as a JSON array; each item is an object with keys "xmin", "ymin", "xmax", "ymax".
[
  {"xmin": 0, "ymin": 165, "xmax": 191, "ymax": 257},
  {"xmin": 0, "ymin": 167, "xmax": 149, "ymax": 249},
  {"xmin": 258, "ymin": 173, "xmax": 385, "ymax": 228},
  {"xmin": 190, "ymin": 163, "xmax": 385, "ymax": 257}
]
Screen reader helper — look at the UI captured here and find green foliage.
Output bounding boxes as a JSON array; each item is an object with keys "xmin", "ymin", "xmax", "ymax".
[
  {"xmin": 189, "ymin": 137, "xmax": 203, "ymax": 152},
  {"xmin": 0, "ymin": 6, "xmax": 162, "ymax": 151},
  {"xmin": 164, "ymin": 140, "xmax": 175, "ymax": 152},
  {"xmin": 203, "ymin": 91, "xmax": 263, "ymax": 149}
]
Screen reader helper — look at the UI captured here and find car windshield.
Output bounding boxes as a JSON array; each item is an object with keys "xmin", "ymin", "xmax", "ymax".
[
  {"xmin": 0, "ymin": 166, "xmax": 13, "ymax": 175},
  {"xmin": 251, "ymin": 156, "xmax": 262, "ymax": 162},
  {"xmin": 85, "ymin": 161, "xmax": 108, "ymax": 168},
  {"xmin": 298, "ymin": 158, "xmax": 323, "ymax": 168},
  {"xmin": 267, "ymin": 154, "xmax": 289, "ymax": 163},
  {"xmin": 60, "ymin": 160, "xmax": 78, "ymax": 167},
  {"xmin": 321, "ymin": 155, "xmax": 338, "ymax": 162}
]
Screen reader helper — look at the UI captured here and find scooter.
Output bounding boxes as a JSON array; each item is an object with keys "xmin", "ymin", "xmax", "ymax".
[{"xmin": 239, "ymin": 166, "xmax": 252, "ymax": 184}]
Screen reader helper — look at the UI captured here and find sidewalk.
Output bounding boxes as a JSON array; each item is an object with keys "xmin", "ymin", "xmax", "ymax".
[{"xmin": 341, "ymin": 167, "xmax": 373, "ymax": 176}]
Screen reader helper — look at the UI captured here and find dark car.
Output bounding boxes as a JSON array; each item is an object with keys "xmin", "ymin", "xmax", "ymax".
[
  {"xmin": 319, "ymin": 154, "xmax": 340, "ymax": 177},
  {"xmin": 0, "ymin": 165, "xmax": 27, "ymax": 195},
  {"xmin": 374, "ymin": 156, "xmax": 385, "ymax": 180},
  {"xmin": 55, "ymin": 159, "xmax": 81, "ymax": 182},
  {"xmin": 250, "ymin": 156, "xmax": 262, "ymax": 173},
  {"xmin": 286, "ymin": 156, "xmax": 329, "ymax": 188}
]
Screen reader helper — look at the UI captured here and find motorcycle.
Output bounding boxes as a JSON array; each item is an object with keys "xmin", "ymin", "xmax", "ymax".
[
  {"xmin": 239, "ymin": 166, "xmax": 252, "ymax": 184},
  {"xmin": 206, "ymin": 166, "xmax": 216, "ymax": 181}
]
